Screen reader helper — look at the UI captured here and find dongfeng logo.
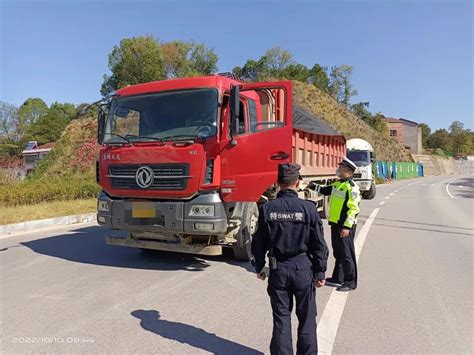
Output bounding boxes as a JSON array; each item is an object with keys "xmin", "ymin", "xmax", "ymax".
[{"xmin": 135, "ymin": 166, "xmax": 154, "ymax": 189}]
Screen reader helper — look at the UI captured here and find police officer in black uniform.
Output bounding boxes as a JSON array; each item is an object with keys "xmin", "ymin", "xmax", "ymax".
[{"xmin": 251, "ymin": 163, "xmax": 329, "ymax": 355}]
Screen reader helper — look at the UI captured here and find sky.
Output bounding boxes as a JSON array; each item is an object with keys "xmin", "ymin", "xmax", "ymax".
[{"xmin": 1, "ymin": 0, "xmax": 472, "ymax": 131}]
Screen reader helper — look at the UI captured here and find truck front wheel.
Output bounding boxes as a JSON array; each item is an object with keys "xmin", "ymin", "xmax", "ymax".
[
  {"xmin": 362, "ymin": 182, "xmax": 376, "ymax": 200},
  {"xmin": 233, "ymin": 202, "xmax": 259, "ymax": 261}
]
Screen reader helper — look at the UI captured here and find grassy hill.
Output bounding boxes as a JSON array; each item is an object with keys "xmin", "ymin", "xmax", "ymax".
[
  {"xmin": 0, "ymin": 116, "xmax": 99, "ymax": 207},
  {"xmin": 30, "ymin": 116, "xmax": 98, "ymax": 179},
  {"xmin": 293, "ymin": 81, "xmax": 412, "ymax": 162}
]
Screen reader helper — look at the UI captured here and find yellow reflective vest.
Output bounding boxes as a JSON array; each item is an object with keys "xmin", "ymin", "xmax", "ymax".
[{"xmin": 320, "ymin": 179, "xmax": 361, "ymax": 229}]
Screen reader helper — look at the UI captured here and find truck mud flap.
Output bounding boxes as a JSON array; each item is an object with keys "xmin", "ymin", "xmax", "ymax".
[{"xmin": 106, "ymin": 236, "xmax": 222, "ymax": 256}]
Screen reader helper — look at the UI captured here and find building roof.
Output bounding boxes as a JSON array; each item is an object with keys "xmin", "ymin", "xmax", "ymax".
[
  {"xmin": 384, "ymin": 117, "xmax": 419, "ymax": 126},
  {"xmin": 22, "ymin": 142, "xmax": 54, "ymax": 155},
  {"xmin": 399, "ymin": 118, "xmax": 419, "ymax": 127},
  {"xmin": 384, "ymin": 117, "xmax": 402, "ymax": 124},
  {"xmin": 38, "ymin": 142, "xmax": 54, "ymax": 149}
]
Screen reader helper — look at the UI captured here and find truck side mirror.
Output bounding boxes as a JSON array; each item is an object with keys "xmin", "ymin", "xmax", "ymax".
[
  {"xmin": 97, "ymin": 110, "xmax": 105, "ymax": 144},
  {"xmin": 370, "ymin": 152, "xmax": 376, "ymax": 162},
  {"xmin": 230, "ymin": 85, "xmax": 240, "ymax": 137}
]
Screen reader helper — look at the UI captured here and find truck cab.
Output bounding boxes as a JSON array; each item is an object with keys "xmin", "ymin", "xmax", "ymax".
[
  {"xmin": 346, "ymin": 138, "xmax": 376, "ymax": 199},
  {"xmin": 96, "ymin": 75, "xmax": 293, "ymax": 260}
]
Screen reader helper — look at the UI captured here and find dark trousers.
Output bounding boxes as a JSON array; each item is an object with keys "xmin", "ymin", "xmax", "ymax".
[
  {"xmin": 330, "ymin": 224, "xmax": 358, "ymax": 288},
  {"xmin": 267, "ymin": 254, "xmax": 317, "ymax": 355}
]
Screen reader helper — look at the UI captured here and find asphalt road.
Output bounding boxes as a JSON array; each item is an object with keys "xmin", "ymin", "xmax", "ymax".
[{"xmin": 1, "ymin": 175, "xmax": 472, "ymax": 354}]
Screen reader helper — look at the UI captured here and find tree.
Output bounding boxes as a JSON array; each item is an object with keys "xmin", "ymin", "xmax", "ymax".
[
  {"xmin": 17, "ymin": 98, "xmax": 48, "ymax": 134},
  {"xmin": 449, "ymin": 121, "xmax": 471, "ymax": 156},
  {"xmin": 101, "ymin": 35, "xmax": 165, "ymax": 96},
  {"xmin": 188, "ymin": 42, "xmax": 218, "ymax": 76},
  {"xmin": 162, "ymin": 41, "xmax": 218, "ymax": 78},
  {"xmin": 329, "ymin": 65, "xmax": 358, "ymax": 106},
  {"xmin": 350, "ymin": 101, "xmax": 372, "ymax": 123},
  {"xmin": 281, "ymin": 63, "xmax": 310, "ymax": 82},
  {"xmin": 418, "ymin": 123, "xmax": 431, "ymax": 148},
  {"xmin": 264, "ymin": 47, "xmax": 294, "ymax": 73},
  {"xmin": 162, "ymin": 40, "xmax": 193, "ymax": 78},
  {"xmin": 25, "ymin": 102, "xmax": 76, "ymax": 144},
  {"xmin": 308, "ymin": 64, "xmax": 330, "ymax": 92},
  {"xmin": 427, "ymin": 129, "xmax": 452, "ymax": 152},
  {"xmin": 233, "ymin": 57, "xmax": 270, "ymax": 82},
  {"xmin": 232, "ymin": 47, "xmax": 295, "ymax": 81},
  {"xmin": 0, "ymin": 101, "xmax": 18, "ymax": 138},
  {"xmin": 370, "ymin": 113, "xmax": 388, "ymax": 134}
]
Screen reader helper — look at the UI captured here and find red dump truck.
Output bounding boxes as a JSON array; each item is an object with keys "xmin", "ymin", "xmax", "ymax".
[{"xmin": 96, "ymin": 74, "xmax": 345, "ymax": 260}]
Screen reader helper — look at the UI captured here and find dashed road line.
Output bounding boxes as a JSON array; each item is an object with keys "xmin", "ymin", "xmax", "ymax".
[
  {"xmin": 385, "ymin": 196, "xmax": 390, "ymax": 200},
  {"xmin": 318, "ymin": 208, "xmax": 380, "ymax": 354},
  {"xmin": 379, "ymin": 201, "xmax": 386, "ymax": 205},
  {"xmin": 389, "ymin": 192, "xmax": 394, "ymax": 196}
]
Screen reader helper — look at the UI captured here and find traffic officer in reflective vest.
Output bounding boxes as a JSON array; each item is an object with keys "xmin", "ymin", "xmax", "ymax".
[
  {"xmin": 309, "ymin": 157, "xmax": 361, "ymax": 292},
  {"xmin": 251, "ymin": 163, "xmax": 329, "ymax": 355}
]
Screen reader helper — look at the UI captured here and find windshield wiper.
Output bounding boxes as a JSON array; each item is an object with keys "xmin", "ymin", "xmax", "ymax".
[
  {"xmin": 161, "ymin": 134, "xmax": 201, "ymax": 142},
  {"xmin": 125, "ymin": 134, "xmax": 165, "ymax": 144},
  {"xmin": 105, "ymin": 133, "xmax": 134, "ymax": 145}
]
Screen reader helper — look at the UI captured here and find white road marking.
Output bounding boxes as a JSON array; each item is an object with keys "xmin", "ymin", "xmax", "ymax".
[
  {"xmin": 385, "ymin": 196, "xmax": 390, "ymax": 200},
  {"xmin": 396, "ymin": 194, "xmax": 453, "ymax": 199},
  {"xmin": 318, "ymin": 208, "xmax": 380, "ymax": 354},
  {"xmin": 446, "ymin": 179, "xmax": 455, "ymax": 199},
  {"xmin": 431, "ymin": 184, "xmax": 436, "ymax": 187},
  {"xmin": 379, "ymin": 201, "xmax": 386, "ymax": 205},
  {"xmin": 389, "ymin": 192, "xmax": 394, "ymax": 196}
]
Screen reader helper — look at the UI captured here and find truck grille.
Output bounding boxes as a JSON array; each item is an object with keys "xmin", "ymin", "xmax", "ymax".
[{"xmin": 108, "ymin": 164, "xmax": 190, "ymax": 190}]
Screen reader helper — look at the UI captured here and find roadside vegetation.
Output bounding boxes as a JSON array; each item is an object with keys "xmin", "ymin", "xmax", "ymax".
[{"xmin": 0, "ymin": 199, "xmax": 96, "ymax": 225}]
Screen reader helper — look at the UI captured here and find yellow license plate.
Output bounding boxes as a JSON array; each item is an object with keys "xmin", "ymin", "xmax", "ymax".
[{"xmin": 132, "ymin": 202, "xmax": 156, "ymax": 218}]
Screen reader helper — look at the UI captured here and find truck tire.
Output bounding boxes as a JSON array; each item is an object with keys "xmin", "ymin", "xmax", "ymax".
[
  {"xmin": 233, "ymin": 202, "xmax": 259, "ymax": 261},
  {"xmin": 318, "ymin": 195, "xmax": 329, "ymax": 219},
  {"xmin": 362, "ymin": 182, "xmax": 376, "ymax": 200}
]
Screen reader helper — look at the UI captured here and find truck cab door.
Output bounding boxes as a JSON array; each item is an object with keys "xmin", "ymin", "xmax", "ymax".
[{"xmin": 220, "ymin": 81, "xmax": 293, "ymax": 202}]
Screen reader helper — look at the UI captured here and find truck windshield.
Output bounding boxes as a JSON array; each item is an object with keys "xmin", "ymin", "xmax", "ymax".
[
  {"xmin": 104, "ymin": 88, "xmax": 218, "ymax": 143},
  {"xmin": 347, "ymin": 150, "xmax": 370, "ymax": 167}
]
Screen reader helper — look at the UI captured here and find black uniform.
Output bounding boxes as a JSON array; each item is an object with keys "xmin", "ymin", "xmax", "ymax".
[{"xmin": 251, "ymin": 187, "xmax": 329, "ymax": 355}]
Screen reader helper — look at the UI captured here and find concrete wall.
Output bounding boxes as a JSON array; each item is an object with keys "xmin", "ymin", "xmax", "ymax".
[
  {"xmin": 412, "ymin": 154, "xmax": 455, "ymax": 176},
  {"xmin": 455, "ymin": 159, "xmax": 474, "ymax": 175},
  {"xmin": 402, "ymin": 124, "xmax": 422, "ymax": 154}
]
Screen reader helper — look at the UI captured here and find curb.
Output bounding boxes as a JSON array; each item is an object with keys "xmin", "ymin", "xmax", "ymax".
[{"xmin": 0, "ymin": 213, "xmax": 96, "ymax": 237}]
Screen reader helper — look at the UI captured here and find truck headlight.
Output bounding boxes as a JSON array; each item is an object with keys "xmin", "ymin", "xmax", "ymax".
[
  {"xmin": 98, "ymin": 200, "xmax": 110, "ymax": 212},
  {"xmin": 189, "ymin": 205, "xmax": 215, "ymax": 217}
]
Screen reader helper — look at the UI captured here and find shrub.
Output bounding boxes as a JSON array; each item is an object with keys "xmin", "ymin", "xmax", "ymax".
[{"xmin": 0, "ymin": 176, "xmax": 100, "ymax": 206}]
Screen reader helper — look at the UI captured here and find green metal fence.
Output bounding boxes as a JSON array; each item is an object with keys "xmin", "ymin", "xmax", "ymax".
[{"xmin": 373, "ymin": 161, "xmax": 423, "ymax": 180}]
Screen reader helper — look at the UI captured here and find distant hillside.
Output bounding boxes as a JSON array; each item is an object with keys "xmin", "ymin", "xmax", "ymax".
[
  {"xmin": 293, "ymin": 81, "xmax": 412, "ymax": 162},
  {"xmin": 30, "ymin": 116, "xmax": 98, "ymax": 179}
]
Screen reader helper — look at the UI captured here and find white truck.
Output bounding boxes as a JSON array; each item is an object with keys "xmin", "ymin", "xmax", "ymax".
[{"xmin": 346, "ymin": 138, "xmax": 376, "ymax": 199}]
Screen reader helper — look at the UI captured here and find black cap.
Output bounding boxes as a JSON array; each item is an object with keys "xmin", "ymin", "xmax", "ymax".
[
  {"xmin": 339, "ymin": 157, "xmax": 357, "ymax": 172},
  {"xmin": 278, "ymin": 163, "xmax": 302, "ymax": 181}
]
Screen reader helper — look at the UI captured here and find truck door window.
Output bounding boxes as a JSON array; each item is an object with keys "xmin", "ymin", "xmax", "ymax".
[
  {"xmin": 248, "ymin": 99, "xmax": 258, "ymax": 132},
  {"xmin": 226, "ymin": 98, "xmax": 247, "ymax": 136},
  {"xmin": 251, "ymin": 88, "xmax": 286, "ymax": 132}
]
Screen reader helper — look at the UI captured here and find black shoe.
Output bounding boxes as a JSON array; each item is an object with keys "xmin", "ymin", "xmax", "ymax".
[
  {"xmin": 336, "ymin": 284, "xmax": 356, "ymax": 292},
  {"xmin": 325, "ymin": 278, "xmax": 342, "ymax": 287}
]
